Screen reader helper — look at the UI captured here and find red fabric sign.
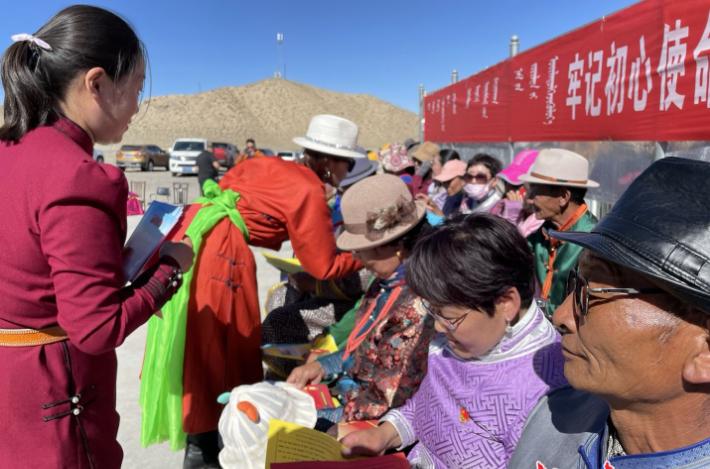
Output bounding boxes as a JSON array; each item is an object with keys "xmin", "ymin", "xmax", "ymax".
[{"xmin": 425, "ymin": 0, "xmax": 710, "ymax": 142}]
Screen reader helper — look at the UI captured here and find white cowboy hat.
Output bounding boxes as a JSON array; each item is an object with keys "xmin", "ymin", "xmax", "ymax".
[
  {"xmin": 293, "ymin": 114, "xmax": 367, "ymax": 159},
  {"xmin": 518, "ymin": 148, "xmax": 599, "ymax": 188}
]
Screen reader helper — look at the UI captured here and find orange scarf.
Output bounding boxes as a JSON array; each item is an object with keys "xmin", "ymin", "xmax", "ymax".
[
  {"xmin": 540, "ymin": 203, "xmax": 588, "ymax": 300},
  {"xmin": 343, "ymin": 286, "xmax": 403, "ymax": 360}
]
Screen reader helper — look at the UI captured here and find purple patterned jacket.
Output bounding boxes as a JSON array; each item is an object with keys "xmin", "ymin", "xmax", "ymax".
[{"xmin": 382, "ymin": 303, "xmax": 567, "ymax": 468}]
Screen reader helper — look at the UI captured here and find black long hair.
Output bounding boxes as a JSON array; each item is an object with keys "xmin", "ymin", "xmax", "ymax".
[
  {"xmin": 0, "ymin": 5, "xmax": 145, "ymax": 142},
  {"xmin": 406, "ymin": 213, "xmax": 535, "ymax": 316}
]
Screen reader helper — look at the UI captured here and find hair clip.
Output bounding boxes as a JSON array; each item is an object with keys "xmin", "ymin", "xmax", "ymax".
[{"xmin": 11, "ymin": 33, "xmax": 52, "ymax": 51}]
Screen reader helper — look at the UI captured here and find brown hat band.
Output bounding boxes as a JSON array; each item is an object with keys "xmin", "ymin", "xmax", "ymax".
[
  {"xmin": 343, "ymin": 198, "xmax": 417, "ymax": 241},
  {"xmin": 529, "ymin": 171, "xmax": 589, "ymax": 185}
]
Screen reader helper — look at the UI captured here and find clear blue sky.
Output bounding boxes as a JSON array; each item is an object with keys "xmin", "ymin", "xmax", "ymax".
[{"xmin": 1, "ymin": 0, "xmax": 637, "ymax": 112}]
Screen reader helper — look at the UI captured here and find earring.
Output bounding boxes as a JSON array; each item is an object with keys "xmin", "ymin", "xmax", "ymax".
[
  {"xmin": 395, "ymin": 250, "xmax": 402, "ymax": 260},
  {"xmin": 324, "ymin": 169, "xmax": 332, "ymax": 179},
  {"xmin": 505, "ymin": 320, "xmax": 514, "ymax": 338}
]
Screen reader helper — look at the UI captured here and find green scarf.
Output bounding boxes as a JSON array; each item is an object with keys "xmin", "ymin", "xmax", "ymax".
[{"xmin": 139, "ymin": 180, "xmax": 249, "ymax": 450}]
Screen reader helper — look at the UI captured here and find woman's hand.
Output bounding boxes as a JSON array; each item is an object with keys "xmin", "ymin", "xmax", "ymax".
[
  {"xmin": 286, "ymin": 361, "xmax": 325, "ymax": 388},
  {"xmin": 505, "ymin": 189, "xmax": 524, "ymax": 202},
  {"xmin": 340, "ymin": 422, "xmax": 401, "ymax": 457},
  {"xmin": 415, "ymin": 194, "xmax": 443, "ymax": 216},
  {"xmin": 159, "ymin": 236, "xmax": 194, "ymax": 272}
]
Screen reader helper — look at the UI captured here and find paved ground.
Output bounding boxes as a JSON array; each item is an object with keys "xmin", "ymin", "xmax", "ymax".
[{"xmin": 116, "ymin": 167, "xmax": 287, "ymax": 468}]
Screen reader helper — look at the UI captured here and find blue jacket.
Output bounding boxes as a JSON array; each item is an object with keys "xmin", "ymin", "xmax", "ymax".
[{"xmin": 509, "ymin": 386, "xmax": 710, "ymax": 469}]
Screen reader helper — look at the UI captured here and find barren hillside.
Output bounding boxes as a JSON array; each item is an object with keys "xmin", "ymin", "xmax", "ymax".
[{"xmin": 121, "ymin": 78, "xmax": 418, "ymax": 152}]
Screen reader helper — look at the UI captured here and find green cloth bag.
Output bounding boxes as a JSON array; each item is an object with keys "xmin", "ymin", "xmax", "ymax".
[{"xmin": 139, "ymin": 180, "xmax": 249, "ymax": 450}]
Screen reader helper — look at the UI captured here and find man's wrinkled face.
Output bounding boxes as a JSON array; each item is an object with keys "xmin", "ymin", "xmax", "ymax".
[
  {"xmin": 525, "ymin": 183, "xmax": 564, "ymax": 221},
  {"xmin": 553, "ymin": 252, "xmax": 702, "ymax": 405}
]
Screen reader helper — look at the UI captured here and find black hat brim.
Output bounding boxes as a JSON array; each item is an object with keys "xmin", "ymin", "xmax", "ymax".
[{"xmin": 550, "ymin": 229, "xmax": 710, "ymax": 314}]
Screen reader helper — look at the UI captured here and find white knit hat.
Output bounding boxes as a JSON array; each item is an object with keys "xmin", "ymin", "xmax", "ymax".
[{"xmin": 218, "ymin": 382, "xmax": 317, "ymax": 469}]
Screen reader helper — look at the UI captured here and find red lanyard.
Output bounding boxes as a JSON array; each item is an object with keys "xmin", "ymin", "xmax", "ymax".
[
  {"xmin": 541, "ymin": 204, "xmax": 587, "ymax": 300},
  {"xmin": 343, "ymin": 286, "xmax": 403, "ymax": 360}
]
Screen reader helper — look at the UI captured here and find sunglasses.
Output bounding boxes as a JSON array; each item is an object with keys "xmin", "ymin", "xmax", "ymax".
[
  {"xmin": 305, "ymin": 150, "xmax": 356, "ymax": 172},
  {"xmin": 463, "ymin": 173, "xmax": 490, "ymax": 184},
  {"xmin": 420, "ymin": 299, "xmax": 469, "ymax": 331},
  {"xmin": 565, "ymin": 267, "xmax": 663, "ymax": 317}
]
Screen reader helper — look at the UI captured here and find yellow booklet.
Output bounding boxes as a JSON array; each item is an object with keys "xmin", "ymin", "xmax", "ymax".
[
  {"xmin": 265, "ymin": 419, "xmax": 346, "ymax": 467},
  {"xmin": 262, "ymin": 251, "xmax": 304, "ymax": 274}
]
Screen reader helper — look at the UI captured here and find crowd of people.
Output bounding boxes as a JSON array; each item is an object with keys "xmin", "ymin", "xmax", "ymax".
[{"xmin": 0, "ymin": 5, "xmax": 709, "ymax": 469}]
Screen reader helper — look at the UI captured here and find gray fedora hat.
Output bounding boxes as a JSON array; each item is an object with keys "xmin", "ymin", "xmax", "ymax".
[{"xmin": 550, "ymin": 157, "xmax": 710, "ymax": 313}]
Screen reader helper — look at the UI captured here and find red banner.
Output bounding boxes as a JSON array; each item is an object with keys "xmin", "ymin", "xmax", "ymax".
[{"xmin": 424, "ymin": 0, "xmax": 710, "ymax": 142}]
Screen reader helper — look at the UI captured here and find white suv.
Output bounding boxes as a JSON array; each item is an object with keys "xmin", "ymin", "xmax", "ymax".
[{"xmin": 169, "ymin": 138, "xmax": 209, "ymax": 176}]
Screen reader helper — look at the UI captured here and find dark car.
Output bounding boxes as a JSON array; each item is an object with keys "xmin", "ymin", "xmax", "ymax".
[
  {"xmin": 211, "ymin": 142, "xmax": 238, "ymax": 168},
  {"xmin": 116, "ymin": 144, "xmax": 170, "ymax": 171}
]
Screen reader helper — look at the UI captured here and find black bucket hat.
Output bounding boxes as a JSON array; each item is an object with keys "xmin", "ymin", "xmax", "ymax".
[{"xmin": 550, "ymin": 157, "xmax": 710, "ymax": 314}]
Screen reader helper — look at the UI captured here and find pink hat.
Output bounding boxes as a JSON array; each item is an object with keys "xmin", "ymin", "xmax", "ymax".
[
  {"xmin": 434, "ymin": 159, "xmax": 467, "ymax": 182},
  {"xmin": 498, "ymin": 149, "xmax": 539, "ymax": 185},
  {"xmin": 379, "ymin": 143, "xmax": 415, "ymax": 173}
]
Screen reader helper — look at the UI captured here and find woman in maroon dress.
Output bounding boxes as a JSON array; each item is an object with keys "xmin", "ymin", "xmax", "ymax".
[{"xmin": 0, "ymin": 6, "xmax": 192, "ymax": 468}]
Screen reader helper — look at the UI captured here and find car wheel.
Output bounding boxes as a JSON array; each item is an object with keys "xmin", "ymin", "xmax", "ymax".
[
  {"xmin": 147, "ymin": 160, "xmax": 155, "ymax": 171},
  {"xmin": 172, "ymin": 173, "xmax": 180, "ymax": 177},
  {"xmin": 96, "ymin": 156, "xmax": 104, "ymax": 164}
]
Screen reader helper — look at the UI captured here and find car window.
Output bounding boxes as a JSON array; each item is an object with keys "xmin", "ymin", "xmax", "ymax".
[
  {"xmin": 173, "ymin": 141, "xmax": 205, "ymax": 151},
  {"xmin": 121, "ymin": 145, "xmax": 141, "ymax": 151}
]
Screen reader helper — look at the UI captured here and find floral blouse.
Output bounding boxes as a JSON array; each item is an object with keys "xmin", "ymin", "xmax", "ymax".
[{"xmin": 317, "ymin": 268, "xmax": 434, "ymax": 421}]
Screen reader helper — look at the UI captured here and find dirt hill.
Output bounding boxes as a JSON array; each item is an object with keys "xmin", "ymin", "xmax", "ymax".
[{"xmin": 118, "ymin": 78, "xmax": 418, "ymax": 152}]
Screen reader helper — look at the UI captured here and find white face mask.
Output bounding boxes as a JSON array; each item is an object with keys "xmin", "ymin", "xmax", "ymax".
[{"xmin": 464, "ymin": 183, "xmax": 490, "ymax": 201}]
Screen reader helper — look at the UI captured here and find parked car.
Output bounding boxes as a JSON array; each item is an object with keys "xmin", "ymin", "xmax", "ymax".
[
  {"xmin": 169, "ymin": 138, "xmax": 209, "ymax": 176},
  {"xmin": 277, "ymin": 150, "xmax": 301, "ymax": 162},
  {"xmin": 115, "ymin": 144, "xmax": 169, "ymax": 171},
  {"xmin": 211, "ymin": 142, "xmax": 238, "ymax": 168},
  {"xmin": 260, "ymin": 148, "xmax": 275, "ymax": 156},
  {"xmin": 93, "ymin": 148, "xmax": 104, "ymax": 163}
]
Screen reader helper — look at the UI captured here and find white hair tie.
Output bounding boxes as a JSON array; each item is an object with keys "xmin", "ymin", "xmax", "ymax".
[{"xmin": 11, "ymin": 33, "xmax": 52, "ymax": 51}]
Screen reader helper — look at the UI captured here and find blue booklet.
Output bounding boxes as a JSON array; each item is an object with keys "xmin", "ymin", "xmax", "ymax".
[{"xmin": 122, "ymin": 201, "xmax": 183, "ymax": 282}]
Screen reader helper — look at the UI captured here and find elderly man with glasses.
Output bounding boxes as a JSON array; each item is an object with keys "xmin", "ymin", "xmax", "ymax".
[{"xmin": 509, "ymin": 157, "xmax": 710, "ymax": 469}]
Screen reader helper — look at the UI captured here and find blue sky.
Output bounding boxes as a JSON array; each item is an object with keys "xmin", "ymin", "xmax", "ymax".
[{"xmin": 1, "ymin": 0, "xmax": 637, "ymax": 112}]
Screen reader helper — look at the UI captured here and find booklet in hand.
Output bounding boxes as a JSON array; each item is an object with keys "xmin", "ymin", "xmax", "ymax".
[{"xmin": 122, "ymin": 201, "xmax": 183, "ymax": 282}]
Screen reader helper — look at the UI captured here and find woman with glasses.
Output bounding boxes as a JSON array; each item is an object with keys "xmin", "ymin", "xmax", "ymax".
[
  {"xmin": 341, "ymin": 213, "xmax": 567, "ymax": 468},
  {"xmin": 287, "ymin": 174, "xmax": 434, "ymax": 429}
]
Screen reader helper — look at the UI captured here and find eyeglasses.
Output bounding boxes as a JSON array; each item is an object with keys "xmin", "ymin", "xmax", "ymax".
[
  {"xmin": 420, "ymin": 299, "xmax": 469, "ymax": 331},
  {"xmin": 565, "ymin": 268, "xmax": 663, "ymax": 317},
  {"xmin": 463, "ymin": 173, "xmax": 490, "ymax": 184}
]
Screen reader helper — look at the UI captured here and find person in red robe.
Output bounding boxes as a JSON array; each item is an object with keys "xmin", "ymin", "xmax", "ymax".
[
  {"xmin": 0, "ymin": 6, "xmax": 193, "ymax": 468},
  {"xmin": 143, "ymin": 115, "xmax": 367, "ymax": 467}
]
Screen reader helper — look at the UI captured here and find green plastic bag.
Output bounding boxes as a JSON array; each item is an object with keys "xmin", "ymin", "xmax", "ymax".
[{"xmin": 139, "ymin": 180, "xmax": 248, "ymax": 450}]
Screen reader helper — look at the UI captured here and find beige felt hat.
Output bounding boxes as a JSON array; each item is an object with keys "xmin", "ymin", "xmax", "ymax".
[
  {"xmin": 336, "ymin": 174, "xmax": 426, "ymax": 251},
  {"xmin": 293, "ymin": 114, "xmax": 367, "ymax": 159},
  {"xmin": 518, "ymin": 148, "xmax": 599, "ymax": 188},
  {"xmin": 409, "ymin": 141, "xmax": 441, "ymax": 162}
]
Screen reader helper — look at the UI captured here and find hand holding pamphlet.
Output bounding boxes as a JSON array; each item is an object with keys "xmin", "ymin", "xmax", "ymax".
[
  {"xmin": 122, "ymin": 201, "xmax": 183, "ymax": 282},
  {"xmin": 265, "ymin": 419, "xmax": 408, "ymax": 469}
]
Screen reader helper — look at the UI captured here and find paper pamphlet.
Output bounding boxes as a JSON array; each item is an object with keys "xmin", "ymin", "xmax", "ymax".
[
  {"xmin": 262, "ymin": 251, "xmax": 304, "ymax": 274},
  {"xmin": 265, "ymin": 419, "xmax": 345, "ymax": 467},
  {"xmin": 122, "ymin": 201, "xmax": 183, "ymax": 282},
  {"xmin": 302, "ymin": 384, "xmax": 335, "ymax": 410},
  {"xmin": 270, "ymin": 454, "xmax": 409, "ymax": 468},
  {"xmin": 265, "ymin": 420, "xmax": 408, "ymax": 469},
  {"xmin": 261, "ymin": 343, "xmax": 311, "ymax": 361}
]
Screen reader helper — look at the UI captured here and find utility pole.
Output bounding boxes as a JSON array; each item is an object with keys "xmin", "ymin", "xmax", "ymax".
[
  {"xmin": 418, "ymin": 84, "xmax": 426, "ymax": 142},
  {"xmin": 275, "ymin": 32, "xmax": 285, "ymax": 79}
]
